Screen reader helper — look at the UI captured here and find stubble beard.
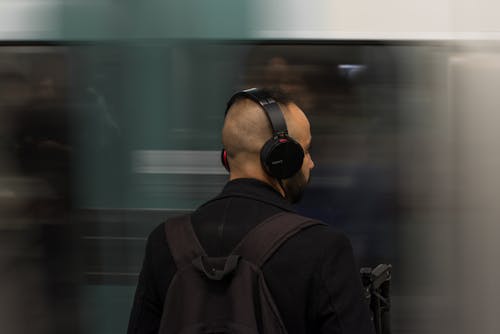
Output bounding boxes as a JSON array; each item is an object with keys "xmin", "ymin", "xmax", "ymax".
[{"xmin": 282, "ymin": 169, "xmax": 310, "ymax": 204}]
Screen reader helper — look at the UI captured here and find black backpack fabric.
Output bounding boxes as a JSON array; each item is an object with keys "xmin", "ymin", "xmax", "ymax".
[{"xmin": 159, "ymin": 212, "xmax": 323, "ymax": 334}]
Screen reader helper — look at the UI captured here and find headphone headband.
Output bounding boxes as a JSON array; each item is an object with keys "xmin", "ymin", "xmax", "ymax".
[{"xmin": 225, "ymin": 88, "xmax": 288, "ymax": 137}]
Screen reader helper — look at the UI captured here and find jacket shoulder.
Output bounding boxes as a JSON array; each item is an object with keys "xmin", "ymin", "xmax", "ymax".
[
  {"xmin": 148, "ymin": 220, "xmax": 168, "ymax": 243},
  {"xmin": 284, "ymin": 213, "xmax": 350, "ymax": 246},
  {"xmin": 148, "ymin": 213, "xmax": 191, "ymax": 243}
]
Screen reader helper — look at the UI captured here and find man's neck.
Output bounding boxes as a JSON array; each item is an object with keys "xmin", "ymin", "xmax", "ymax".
[{"xmin": 229, "ymin": 173, "xmax": 285, "ymax": 198}]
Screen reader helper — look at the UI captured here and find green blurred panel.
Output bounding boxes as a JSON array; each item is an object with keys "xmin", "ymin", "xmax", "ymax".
[
  {"xmin": 124, "ymin": 46, "xmax": 172, "ymax": 149},
  {"xmin": 129, "ymin": 174, "xmax": 226, "ymax": 210},
  {"xmin": 61, "ymin": 1, "xmax": 249, "ymax": 40},
  {"xmin": 60, "ymin": 3, "xmax": 118, "ymax": 40},
  {"xmin": 82, "ymin": 285, "xmax": 135, "ymax": 334},
  {"xmin": 73, "ymin": 42, "xmax": 247, "ymax": 210}
]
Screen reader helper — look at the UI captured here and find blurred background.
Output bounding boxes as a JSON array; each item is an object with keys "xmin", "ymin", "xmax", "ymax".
[{"xmin": 1, "ymin": 1, "xmax": 500, "ymax": 333}]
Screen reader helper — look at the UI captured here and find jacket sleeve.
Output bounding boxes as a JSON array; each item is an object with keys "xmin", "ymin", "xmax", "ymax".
[
  {"xmin": 127, "ymin": 233, "xmax": 163, "ymax": 334},
  {"xmin": 317, "ymin": 233, "xmax": 376, "ymax": 334}
]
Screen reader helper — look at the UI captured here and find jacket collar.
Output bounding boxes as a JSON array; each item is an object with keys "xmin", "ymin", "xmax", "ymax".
[{"xmin": 202, "ymin": 178, "xmax": 296, "ymax": 212}]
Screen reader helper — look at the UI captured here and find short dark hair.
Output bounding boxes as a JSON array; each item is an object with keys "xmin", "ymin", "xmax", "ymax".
[{"xmin": 260, "ymin": 87, "xmax": 295, "ymax": 106}]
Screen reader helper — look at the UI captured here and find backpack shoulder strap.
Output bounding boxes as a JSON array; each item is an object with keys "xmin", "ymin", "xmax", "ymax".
[
  {"xmin": 164, "ymin": 214, "xmax": 207, "ymax": 269},
  {"xmin": 232, "ymin": 212, "xmax": 325, "ymax": 267}
]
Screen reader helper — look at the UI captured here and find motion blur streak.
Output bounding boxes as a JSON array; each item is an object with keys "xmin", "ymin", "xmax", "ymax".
[{"xmin": 451, "ymin": 48, "xmax": 500, "ymax": 334}]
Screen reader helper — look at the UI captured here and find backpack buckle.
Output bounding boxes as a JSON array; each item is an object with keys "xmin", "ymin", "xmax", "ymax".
[{"xmin": 192, "ymin": 255, "xmax": 240, "ymax": 280}]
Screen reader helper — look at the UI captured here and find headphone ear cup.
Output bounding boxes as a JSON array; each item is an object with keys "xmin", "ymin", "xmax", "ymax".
[
  {"xmin": 221, "ymin": 149, "xmax": 230, "ymax": 172},
  {"xmin": 260, "ymin": 137, "xmax": 305, "ymax": 179}
]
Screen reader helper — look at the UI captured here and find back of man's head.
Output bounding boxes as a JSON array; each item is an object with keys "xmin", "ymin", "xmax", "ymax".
[{"xmin": 222, "ymin": 88, "xmax": 295, "ymax": 177}]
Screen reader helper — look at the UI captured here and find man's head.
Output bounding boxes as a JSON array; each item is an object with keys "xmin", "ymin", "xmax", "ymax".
[{"xmin": 222, "ymin": 88, "xmax": 314, "ymax": 203}]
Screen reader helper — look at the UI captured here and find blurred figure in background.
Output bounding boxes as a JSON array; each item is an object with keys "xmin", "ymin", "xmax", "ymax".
[
  {"xmin": 241, "ymin": 46, "xmax": 398, "ymax": 267},
  {"xmin": 0, "ymin": 69, "xmax": 44, "ymax": 334},
  {"xmin": 0, "ymin": 53, "xmax": 80, "ymax": 334}
]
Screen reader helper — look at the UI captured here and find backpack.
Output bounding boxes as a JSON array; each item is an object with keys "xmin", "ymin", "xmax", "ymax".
[{"xmin": 159, "ymin": 212, "xmax": 323, "ymax": 334}]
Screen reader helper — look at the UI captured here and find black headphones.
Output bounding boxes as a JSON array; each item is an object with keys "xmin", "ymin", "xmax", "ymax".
[{"xmin": 220, "ymin": 88, "xmax": 305, "ymax": 179}]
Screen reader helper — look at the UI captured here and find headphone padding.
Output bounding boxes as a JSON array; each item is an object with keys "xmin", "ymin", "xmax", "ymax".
[
  {"xmin": 260, "ymin": 137, "xmax": 304, "ymax": 179},
  {"xmin": 221, "ymin": 149, "xmax": 230, "ymax": 172}
]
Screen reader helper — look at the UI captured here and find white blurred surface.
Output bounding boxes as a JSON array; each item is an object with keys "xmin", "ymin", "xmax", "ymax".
[
  {"xmin": 1, "ymin": 0, "xmax": 500, "ymax": 40},
  {"xmin": 0, "ymin": 1, "xmax": 61, "ymax": 40},
  {"xmin": 450, "ymin": 50, "xmax": 500, "ymax": 334}
]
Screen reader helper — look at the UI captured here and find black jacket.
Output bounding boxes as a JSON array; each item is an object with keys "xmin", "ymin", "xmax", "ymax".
[{"xmin": 127, "ymin": 178, "xmax": 375, "ymax": 334}]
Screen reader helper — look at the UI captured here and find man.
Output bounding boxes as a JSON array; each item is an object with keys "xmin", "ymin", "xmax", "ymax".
[{"xmin": 127, "ymin": 88, "xmax": 375, "ymax": 334}]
